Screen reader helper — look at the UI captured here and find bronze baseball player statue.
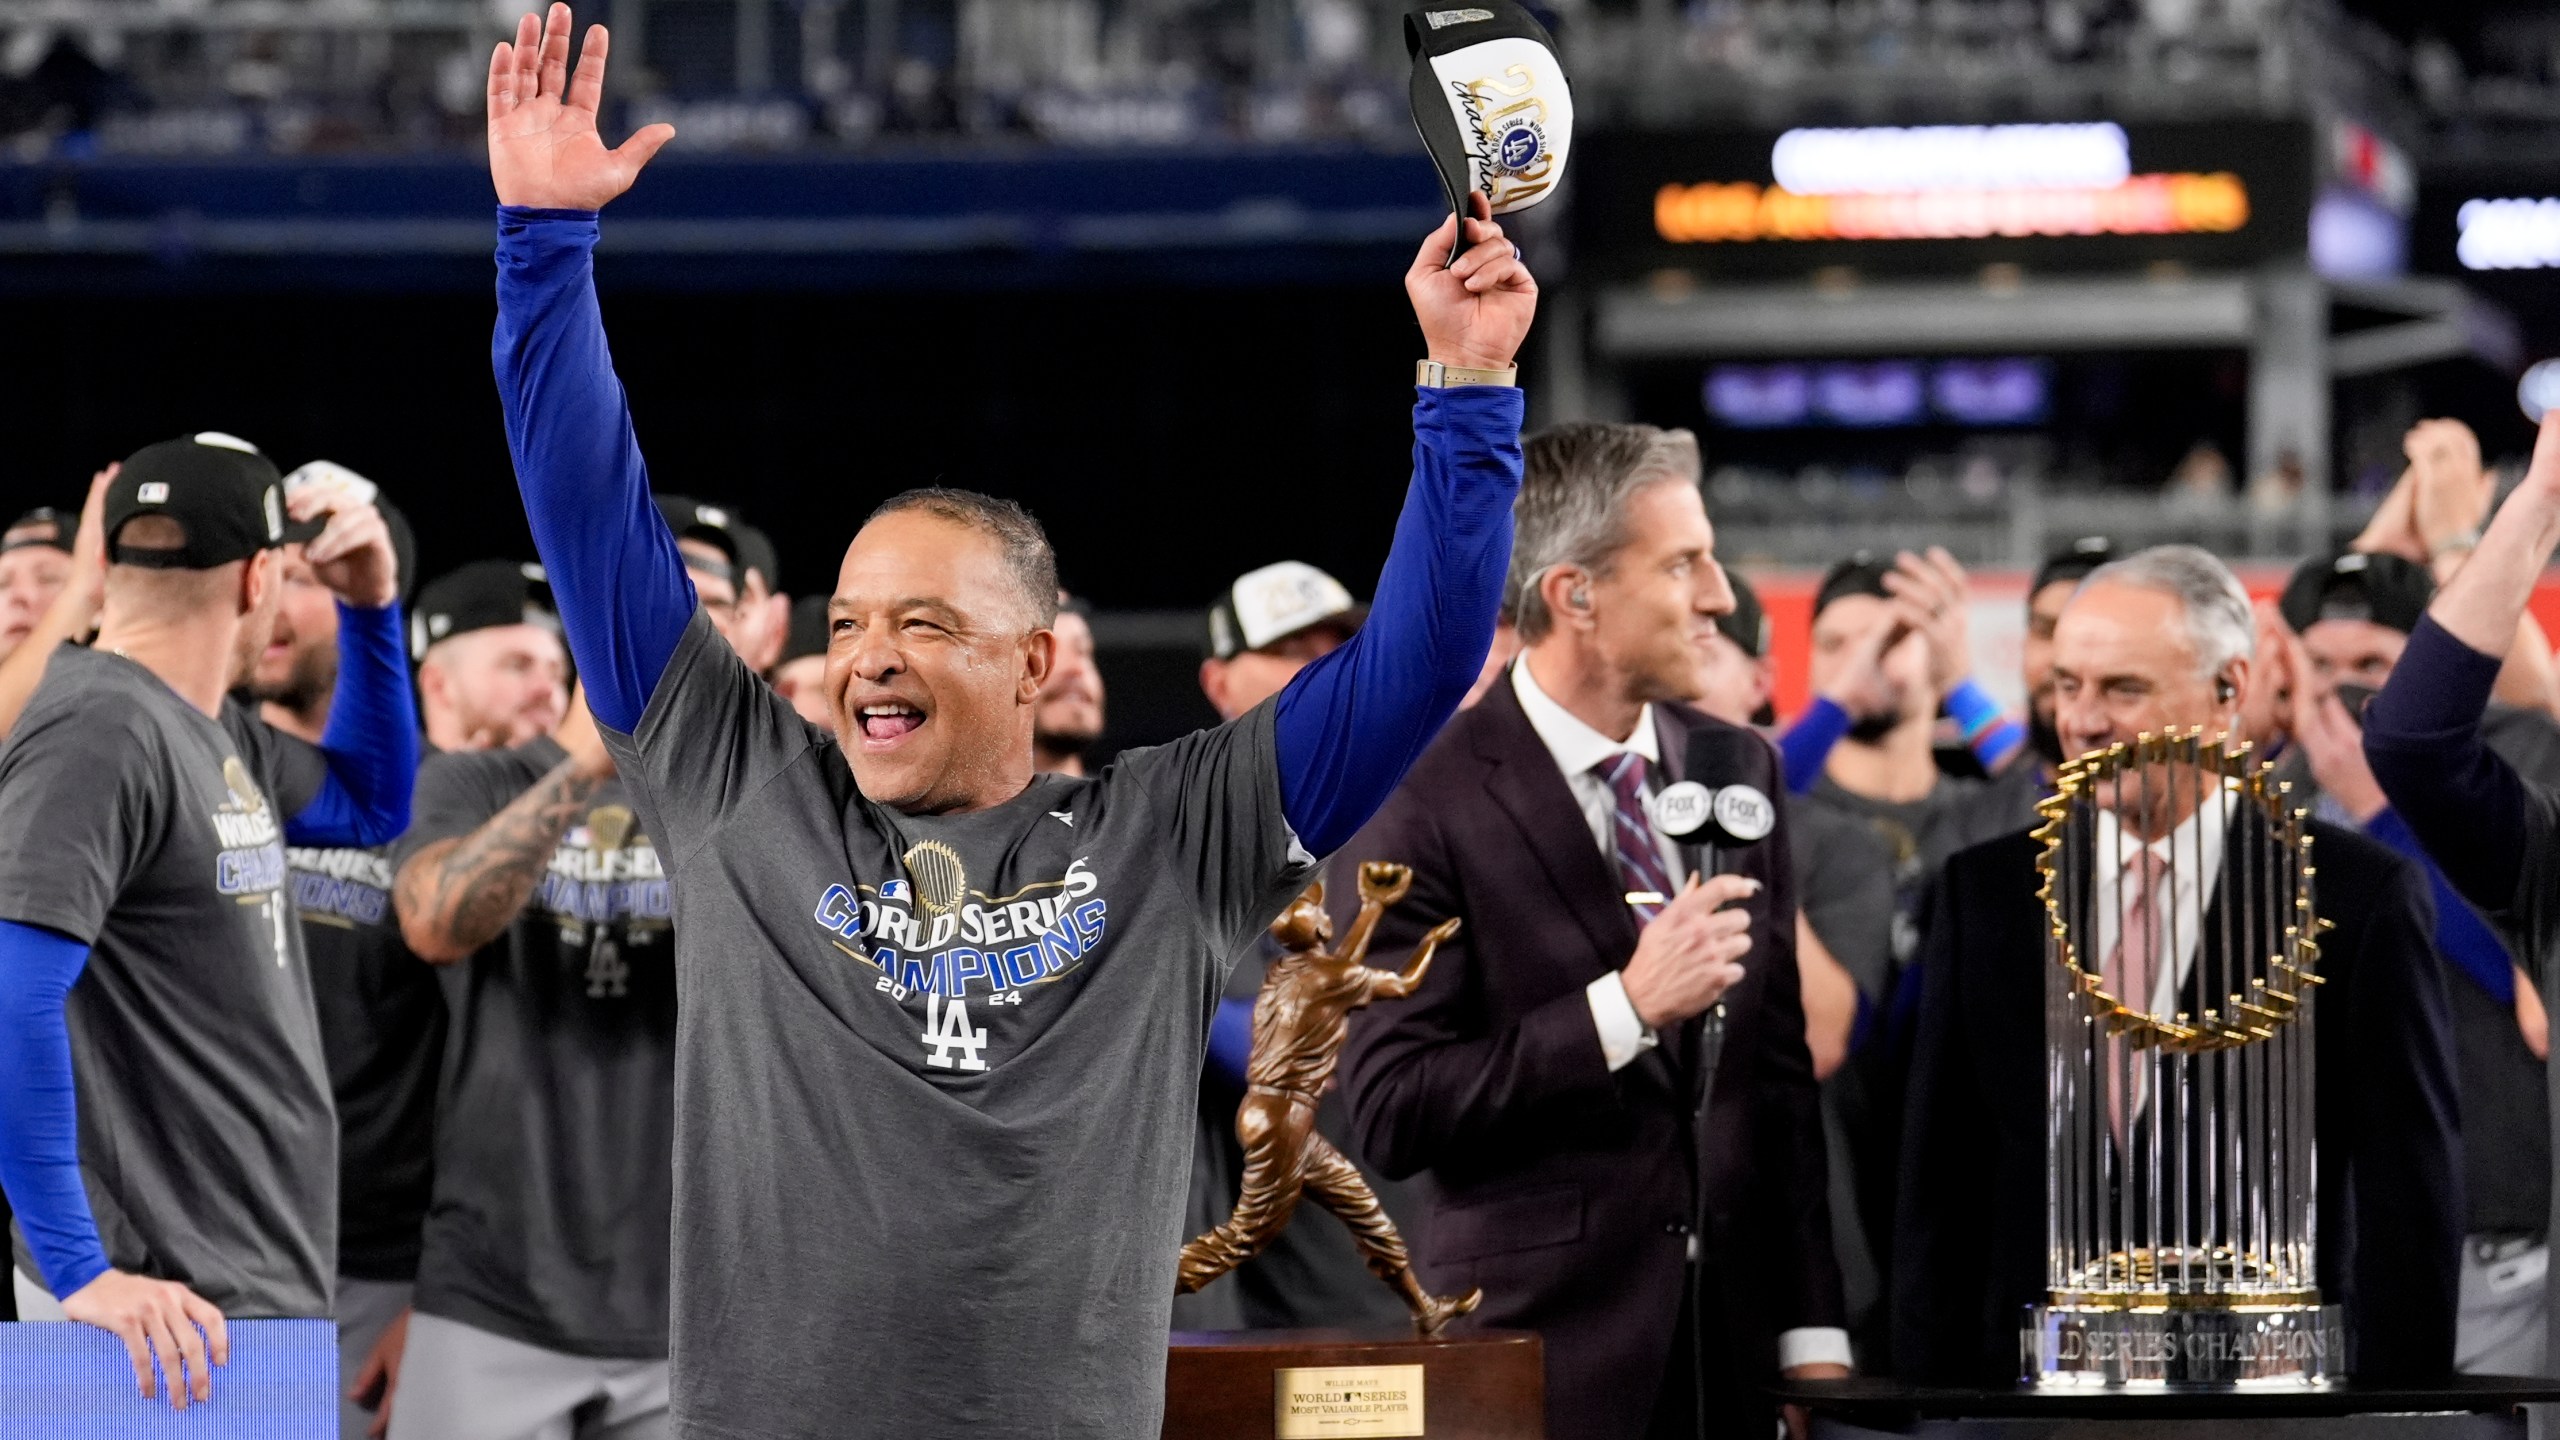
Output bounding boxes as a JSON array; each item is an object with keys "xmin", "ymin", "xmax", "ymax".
[{"xmin": 1177, "ymin": 862, "xmax": 1482, "ymax": 1335}]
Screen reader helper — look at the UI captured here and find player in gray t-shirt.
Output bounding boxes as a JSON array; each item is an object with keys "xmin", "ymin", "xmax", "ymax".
[
  {"xmin": 479, "ymin": 7, "xmax": 1534, "ymax": 1433},
  {"xmin": 0, "ymin": 434, "xmax": 415, "ymax": 1410}
]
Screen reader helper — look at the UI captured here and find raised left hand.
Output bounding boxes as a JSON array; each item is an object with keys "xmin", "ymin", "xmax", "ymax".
[
  {"xmin": 1406, "ymin": 194, "xmax": 1537, "ymax": 372},
  {"xmin": 1882, "ymin": 547, "xmax": 1972, "ymax": 699},
  {"xmin": 287, "ymin": 485, "xmax": 399, "ymax": 609}
]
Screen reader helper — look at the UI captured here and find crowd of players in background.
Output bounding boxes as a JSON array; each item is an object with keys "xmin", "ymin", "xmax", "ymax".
[{"xmin": 0, "ymin": 407, "xmax": 2548, "ymax": 1434}]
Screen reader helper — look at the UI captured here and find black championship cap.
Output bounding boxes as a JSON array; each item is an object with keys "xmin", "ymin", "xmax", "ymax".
[
  {"xmin": 1717, "ymin": 568, "xmax": 1771, "ymax": 659},
  {"xmin": 781, "ymin": 593, "xmax": 830, "ymax": 666},
  {"xmin": 2031, "ymin": 536, "xmax": 2118, "ymax": 600},
  {"xmin": 655, "ymin": 495, "xmax": 742, "ymax": 586},
  {"xmin": 2279, "ymin": 551, "xmax": 2435, "ymax": 637},
  {"xmin": 2, "ymin": 507, "xmax": 75, "ymax": 556},
  {"xmin": 280, "ymin": 460, "xmax": 421, "ymax": 606},
  {"xmin": 1405, "ymin": 2, "xmax": 1574, "ymax": 227},
  {"xmin": 1814, "ymin": 551, "xmax": 1897, "ymax": 619},
  {"xmin": 410, "ymin": 559, "xmax": 558, "ymax": 662},
  {"xmin": 1207, "ymin": 561, "xmax": 1363, "ymax": 661},
  {"xmin": 732, "ymin": 521, "xmax": 780, "ymax": 593},
  {"xmin": 103, "ymin": 432, "xmax": 285, "ymax": 570}
]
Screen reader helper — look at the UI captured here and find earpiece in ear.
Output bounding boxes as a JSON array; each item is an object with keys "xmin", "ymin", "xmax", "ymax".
[
  {"xmin": 2216, "ymin": 678, "xmax": 2237, "ymax": 702},
  {"xmin": 1569, "ymin": 586, "xmax": 1590, "ymax": 610}
]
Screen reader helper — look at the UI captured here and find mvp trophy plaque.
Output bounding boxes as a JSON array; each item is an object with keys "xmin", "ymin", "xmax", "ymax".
[
  {"xmin": 2023, "ymin": 729, "xmax": 2344, "ymax": 1388},
  {"xmin": 1163, "ymin": 865, "xmax": 1542, "ymax": 1440}
]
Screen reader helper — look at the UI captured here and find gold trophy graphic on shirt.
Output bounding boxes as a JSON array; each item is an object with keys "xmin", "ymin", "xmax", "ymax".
[
  {"xmin": 1177, "ymin": 862, "xmax": 1482, "ymax": 1336},
  {"xmin": 2024, "ymin": 729, "xmax": 2341, "ymax": 1386}
]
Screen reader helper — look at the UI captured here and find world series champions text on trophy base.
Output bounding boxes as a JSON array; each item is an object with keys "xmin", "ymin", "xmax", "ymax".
[{"xmin": 1177, "ymin": 861, "xmax": 1484, "ymax": 1336}]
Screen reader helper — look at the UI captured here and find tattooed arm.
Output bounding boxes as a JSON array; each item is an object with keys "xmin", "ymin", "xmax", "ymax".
[{"xmin": 395, "ymin": 685, "xmax": 615, "ymax": 964}]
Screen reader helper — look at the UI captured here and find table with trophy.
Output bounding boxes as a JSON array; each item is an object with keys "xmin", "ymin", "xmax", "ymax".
[{"xmin": 1784, "ymin": 730, "xmax": 2560, "ymax": 1438}]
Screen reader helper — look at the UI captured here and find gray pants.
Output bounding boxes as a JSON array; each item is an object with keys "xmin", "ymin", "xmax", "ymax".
[
  {"xmin": 338, "ymin": 1276, "xmax": 413, "ymax": 1440},
  {"xmin": 2459, "ymin": 1235, "xmax": 2551, "ymax": 1377},
  {"xmin": 386, "ymin": 1311, "xmax": 669, "ymax": 1440},
  {"xmin": 11, "ymin": 1267, "xmax": 64, "ymax": 1321}
]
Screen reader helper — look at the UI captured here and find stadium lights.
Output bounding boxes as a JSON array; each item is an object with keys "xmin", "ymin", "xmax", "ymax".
[
  {"xmin": 1771, "ymin": 124, "xmax": 2131, "ymax": 195},
  {"xmin": 2458, "ymin": 198, "xmax": 2560, "ymax": 271},
  {"xmin": 1654, "ymin": 173, "xmax": 2250, "ymax": 243}
]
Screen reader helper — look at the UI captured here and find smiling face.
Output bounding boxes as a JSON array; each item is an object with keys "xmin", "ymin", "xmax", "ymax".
[
  {"xmin": 824, "ymin": 510, "xmax": 1052, "ymax": 814},
  {"xmin": 1034, "ymin": 607, "xmax": 1105, "ymax": 755},
  {"xmin": 1577, "ymin": 480, "xmax": 1734, "ymax": 705},
  {"xmin": 249, "ymin": 544, "xmax": 342, "ymax": 713}
]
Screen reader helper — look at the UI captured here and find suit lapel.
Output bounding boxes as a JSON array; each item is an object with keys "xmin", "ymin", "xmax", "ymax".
[{"xmin": 1471, "ymin": 681, "xmax": 1643, "ymax": 981}]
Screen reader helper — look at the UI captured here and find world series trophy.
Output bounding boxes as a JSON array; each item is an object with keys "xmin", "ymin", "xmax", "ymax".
[{"xmin": 2022, "ymin": 728, "xmax": 2343, "ymax": 1387}]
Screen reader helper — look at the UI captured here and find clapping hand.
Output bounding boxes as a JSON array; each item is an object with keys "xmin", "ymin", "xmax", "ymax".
[
  {"xmin": 1407, "ymin": 194, "xmax": 1537, "ymax": 372},
  {"xmin": 487, "ymin": 4, "xmax": 673, "ymax": 211}
]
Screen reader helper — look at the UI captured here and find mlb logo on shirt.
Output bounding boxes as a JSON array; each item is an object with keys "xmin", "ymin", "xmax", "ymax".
[{"xmin": 880, "ymin": 880, "xmax": 908, "ymax": 901}]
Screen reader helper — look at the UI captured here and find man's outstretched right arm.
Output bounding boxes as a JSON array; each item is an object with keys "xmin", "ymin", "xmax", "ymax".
[{"xmin": 486, "ymin": 3, "xmax": 681, "ymax": 733}]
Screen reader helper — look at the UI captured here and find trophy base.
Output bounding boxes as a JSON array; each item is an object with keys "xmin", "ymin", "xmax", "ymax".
[
  {"xmin": 2022, "ymin": 1303, "xmax": 2345, "ymax": 1387},
  {"xmin": 1164, "ymin": 1327, "xmax": 1543, "ymax": 1439}
]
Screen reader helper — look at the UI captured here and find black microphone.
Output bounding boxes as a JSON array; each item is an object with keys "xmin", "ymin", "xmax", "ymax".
[{"xmin": 1648, "ymin": 725, "xmax": 1778, "ymax": 861}]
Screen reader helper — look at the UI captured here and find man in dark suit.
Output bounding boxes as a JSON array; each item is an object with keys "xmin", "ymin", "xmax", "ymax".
[
  {"xmin": 1335, "ymin": 422, "xmax": 1846, "ymax": 1440},
  {"xmin": 1894, "ymin": 544, "xmax": 2461, "ymax": 1386}
]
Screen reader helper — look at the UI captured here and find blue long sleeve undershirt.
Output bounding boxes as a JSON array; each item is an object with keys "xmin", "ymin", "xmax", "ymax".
[
  {"xmin": 0, "ymin": 601, "xmax": 416, "ymax": 1302},
  {"xmin": 489, "ymin": 207, "xmax": 1522, "ymax": 855},
  {"xmin": 2364, "ymin": 617, "xmax": 2526, "ymax": 915},
  {"xmin": 1777, "ymin": 680, "xmax": 2024, "ymax": 796},
  {"xmin": 284, "ymin": 600, "xmax": 418, "ymax": 848},
  {"xmin": 0, "ymin": 920, "xmax": 106, "ymax": 1299}
]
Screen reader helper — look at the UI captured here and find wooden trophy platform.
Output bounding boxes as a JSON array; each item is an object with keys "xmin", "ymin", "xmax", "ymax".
[{"xmin": 1164, "ymin": 1328, "xmax": 1544, "ymax": 1440}]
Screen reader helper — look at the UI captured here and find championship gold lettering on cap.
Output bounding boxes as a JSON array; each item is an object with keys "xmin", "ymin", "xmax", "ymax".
[{"xmin": 1403, "ymin": 1, "xmax": 1574, "ymax": 223}]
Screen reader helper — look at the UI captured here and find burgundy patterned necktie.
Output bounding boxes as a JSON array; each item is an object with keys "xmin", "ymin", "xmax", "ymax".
[{"xmin": 1597, "ymin": 752, "xmax": 1678, "ymax": 929}]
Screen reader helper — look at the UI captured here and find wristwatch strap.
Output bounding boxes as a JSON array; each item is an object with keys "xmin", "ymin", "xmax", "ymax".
[{"xmin": 1416, "ymin": 360, "xmax": 1518, "ymax": 388}]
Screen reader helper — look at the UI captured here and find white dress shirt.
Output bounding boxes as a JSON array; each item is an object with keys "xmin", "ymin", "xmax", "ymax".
[
  {"xmin": 2088, "ymin": 784, "xmax": 2237, "ymax": 1021},
  {"xmin": 1511, "ymin": 659, "xmax": 1852, "ymax": 1371}
]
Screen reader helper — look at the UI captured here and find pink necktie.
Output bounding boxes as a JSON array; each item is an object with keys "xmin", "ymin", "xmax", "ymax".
[{"xmin": 2104, "ymin": 848, "xmax": 2167, "ymax": 1148}]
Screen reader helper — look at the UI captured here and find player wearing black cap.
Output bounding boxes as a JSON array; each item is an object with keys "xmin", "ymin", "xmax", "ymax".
[
  {"xmin": 0, "ymin": 467, "xmax": 114, "ymax": 740},
  {"xmin": 0, "ymin": 505, "xmax": 77, "ymax": 665},
  {"xmin": 412, "ymin": 561, "xmax": 571, "ymax": 753},
  {"xmin": 1033, "ymin": 595, "xmax": 1104, "ymax": 777},
  {"xmin": 382, "ymin": 550, "xmax": 744, "ymax": 1439},
  {"xmin": 1969, "ymin": 535, "xmax": 2119, "ymax": 833},
  {"xmin": 767, "ymin": 593, "xmax": 832, "ymax": 728},
  {"xmin": 729, "ymin": 519, "xmax": 788, "ymax": 674},
  {"xmin": 0, "ymin": 432, "xmax": 415, "ymax": 1410},
  {"xmin": 1695, "ymin": 566, "xmax": 1776, "ymax": 729},
  {"xmin": 2269, "ymin": 548, "xmax": 2560, "ymax": 1376}
]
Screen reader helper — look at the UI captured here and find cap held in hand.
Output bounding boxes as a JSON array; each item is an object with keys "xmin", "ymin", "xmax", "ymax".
[{"xmin": 1405, "ymin": 2, "xmax": 1574, "ymax": 223}]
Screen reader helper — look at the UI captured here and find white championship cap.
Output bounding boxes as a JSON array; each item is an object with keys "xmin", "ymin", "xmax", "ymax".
[
  {"xmin": 1207, "ymin": 561, "xmax": 1362, "ymax": 661},
  {"xmin": 1404, "ymin": 2, "xmax": 1575, "ymax": 223}
]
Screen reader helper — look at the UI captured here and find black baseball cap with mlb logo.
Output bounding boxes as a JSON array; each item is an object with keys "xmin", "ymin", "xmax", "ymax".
[{"xmin": 103, "ymin": 433, "xmax": 286, "ymax": 570}]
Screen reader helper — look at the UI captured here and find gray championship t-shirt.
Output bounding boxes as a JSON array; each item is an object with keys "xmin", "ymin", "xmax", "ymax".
[
  {"xmin": 291, "ymin": 781, "xmax": 445, "ymax": 1284},
  {"xmin": 396, "ymin": 738, "xmax": 675, "ymax": 1357},
  {"xmin": 611, "ymin": 613, "xmax": 1315, "ymax": 1440},
  {"xmin": 0, "ymin": 646, "xmax": 336, "ymax": 1317}
]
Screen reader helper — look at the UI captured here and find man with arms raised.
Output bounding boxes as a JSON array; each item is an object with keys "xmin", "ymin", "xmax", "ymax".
[
  {"xmin": 482, "ymin": 7, "xmax": 1532, "ymax": 1434},
  {"xmin": 0, "ymin": 434, "xmax": 415, "ymax": 1407}
]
